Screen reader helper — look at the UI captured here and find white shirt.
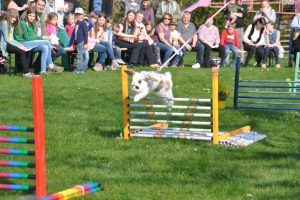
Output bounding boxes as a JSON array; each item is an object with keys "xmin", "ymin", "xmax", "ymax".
[{"xmin": 244, "ymin": 24, "xmax": 265, "ymax": 46}]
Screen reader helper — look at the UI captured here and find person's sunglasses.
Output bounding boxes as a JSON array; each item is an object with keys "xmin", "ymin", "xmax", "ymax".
[{"xmin": 164, "ymin": 18, "xmax": 171, "ymax": 21}]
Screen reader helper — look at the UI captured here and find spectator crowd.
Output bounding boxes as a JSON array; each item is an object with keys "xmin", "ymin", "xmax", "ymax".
[{"xmin": 0, "ymin": 0, "xmax": 299, "ymax": 78}]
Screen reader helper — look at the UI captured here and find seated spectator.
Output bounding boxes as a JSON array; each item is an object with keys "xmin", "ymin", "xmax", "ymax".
[
  {"xmin": 45, "ymin": 0, "xmax": 65, "ymax": 27},
  {"xmin": 115, "ymin": 10, "xmax": 143, "ymax": 66},
  {"xmin": 140, "ymin": 0, "xmax": 155, "ymax": 24},
  {"xmin": 152, "ymin": 12, "xmax": 179, "ymax": 65},
  {"xmin": 156, "ymin": 0, "xmax": 181, "ymax": 21},
  {"xmin": 122, "ymin": 0, "xmax": 140, "ymax": 17},
  {"xmin": 220, "ymin": 23, "xmax": 241, "ymax": 67},
  {"xmin": 198, "ymin": 14, "xmax": 225, "ymax": 68},
  {"xmin": 145, "ymin": 20, "xmax": 162, "ymax": 65},
  {"xmin": 224, "ymin": 0, "xmax": 248, "ymax": 63},
  {"xmin": 0, "ymin": 8, "xmax": 34, "ymax": 77},
  {"xmin": 291, "ymin": 12, "xmax": 300, "ymax": 64},
  {"xmin": 169, "ymin": 19, "xmax": 185, "ymax": 67},
  {"xmin": 224, "ymin": 0, "xmax": 244, "ymax": 28},
  {"xmin": 243, "ymin": 18, "xmax": 266, "ymax": 67},
  {"xmin": 14, "ymin": 7, "xmax": 63, "ymax": 74},
  {"xmin": 262, "ymin": 22, "xmax": 281, "ymax": 69},
  {"xmin": 253, "ymin": 0, "xmax": 276, "ymax": 24},
  {"xmin": 176, "ymin": 11, "xmax": 204, "ymax": 68}
]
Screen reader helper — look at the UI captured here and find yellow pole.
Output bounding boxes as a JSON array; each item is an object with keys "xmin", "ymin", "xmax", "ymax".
[
  {"xmin": 212, "ymin": 67, "xmax": 219, "ymax": 144},
  {"xmin": 121, "ymin": 65, "xmax": 130, "ymax": 140}
]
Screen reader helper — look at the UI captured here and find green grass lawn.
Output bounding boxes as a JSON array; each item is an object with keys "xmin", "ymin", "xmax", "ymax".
[{"xmin": 0, "ymin": 55, "xmax": 299, "ymax": 200}]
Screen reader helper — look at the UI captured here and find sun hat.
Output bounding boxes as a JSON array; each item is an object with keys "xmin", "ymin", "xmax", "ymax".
[{"xmin": 74, "ymin": 7, "xmax": 84, "ymax": 15}]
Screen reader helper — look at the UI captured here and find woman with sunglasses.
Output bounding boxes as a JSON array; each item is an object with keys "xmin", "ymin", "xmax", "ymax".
[{"xmin": 153, "ymin": 12, "xmax": 179, "ymax": 65}]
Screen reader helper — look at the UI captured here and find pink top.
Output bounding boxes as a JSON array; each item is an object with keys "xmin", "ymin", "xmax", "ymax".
[
  {"xmin": 88, "ymin": 27, "xmax": 98, "ymax": 50},
  {"xmin": 65, "ymin": 24, "xmax": 75, "ymax": 38},
  {"xmin": 198, "ymin": 24, "xmax": 220, "ymax": 45},
  {"xmin": 46, "ymin": 24, "xmax": 57, "ymax": 36}
]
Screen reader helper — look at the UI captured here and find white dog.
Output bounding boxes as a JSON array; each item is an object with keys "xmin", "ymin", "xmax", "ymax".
[{"xmin": 124, "ymin": 69, "xmax": 174, "ymax": 107}]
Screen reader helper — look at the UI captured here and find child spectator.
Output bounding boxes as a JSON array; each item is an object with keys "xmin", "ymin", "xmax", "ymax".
[
  {"xmin": 220, "ymin": 23, "xmax": 242, "ymax": 67},
  {"xmin": 73, "ymin": 7, "xmax": 89, "ymax": 73},
  {"xmin": 65, "ymin": 14, "xmax": 76, "ymax": 38},
  {"xmin": 0, "ymin": 8, "xmax": 34, "ymax": 77},
  {"xmin": 45, "ymin": 12, "xmax": 65, "ymax": 59},
  {"xmin": 122, "ymin": 0, "xmax": 140, "ymax": 17},
  {"xmin": 169, "ymin": 19, "xmax": 184, "ymax": 67},
  {"xmin": 145, "ymin": 20, "xmax": 162, "ymax": 65},
  {"xmin": 262, "ymin": 22, "xmax": 281, "ymax": 69},
  {"xmin": 14, "ymin": 7, "xmax": 63, "ymax": 74},
  {"xmin": 95, "ymin": 13, "xmax": 120, "ymax": 70},
  {"xmin": 107, "ymin": 17, "xmax": 125, "ymax": 64}
]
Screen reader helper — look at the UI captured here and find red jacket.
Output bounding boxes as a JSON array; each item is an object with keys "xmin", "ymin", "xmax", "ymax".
[{"xmin": 220, "ymin": 29, "xmax": 240, "ymax": 48}]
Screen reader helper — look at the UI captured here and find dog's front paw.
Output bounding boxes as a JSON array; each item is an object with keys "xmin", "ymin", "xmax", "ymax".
[{"xmin": 134, "ymin": 96, "xmax": 141, "ymax": 102}]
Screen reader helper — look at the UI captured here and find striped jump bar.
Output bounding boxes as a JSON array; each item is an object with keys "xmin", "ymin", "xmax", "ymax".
[
  {"xmin": 129, "ymin": 126, "xmax": 212, "ymax": 132},
  {"xmin": 239, "ymin": 80, "xmax": 300, "ymax": 83},
  {"xmin": 39, "ymin": 182, "xmax": 101, "ymax": 200},
  {"xmin": 0, "ymin": 172, "xmax": 35, "ymax": 179},
  {"xmin": 129, "ymin": 96, "xmax": 212, "ymax": 103},
  {"xmin": 129, "ymin": 118, "xmax": 211, "ymax": 126},
  {"xmin": 0, "ymin": 137, "xmax": 34, "ymax": 144},
  {"xmin": 0, "ymin": 126, "xmax": 34, "ymax": 132},
  {"xmin": 0, "ymin": 149, "xmax": 34, "ymax": 156},
  {"xmin": 129, "ymin": 111, "xmax": 212, "ymax": 118},
  {"xmin": 128, "ymin": 104, "xmax": 211, "ymax": 110},
  {"xmin": 130, "ymin": 132, "xmax": 212, "ymax": 141},
  {"xmin": 0, "ymin": 161, "xmax": 35, "ymax": 167},
  {"xmin": 0, "ymin": 184, "xmax": 35, "ymax": 191},
  {"xmin": 131, "ymin": 128, "xmax": 213, "ymax": 136}
]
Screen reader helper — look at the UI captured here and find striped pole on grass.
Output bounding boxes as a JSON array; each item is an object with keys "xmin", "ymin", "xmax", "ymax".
[
  {"xmin": 39, "ymin": 182, "xmax": 101, "ymax": 200},
  {"xmin": 0, "ymin": 126, "xmax": 34, "ymax": 132},
  {"xmin": 0, "ymin": 137, "xmax": 34, "ymax": 144}
]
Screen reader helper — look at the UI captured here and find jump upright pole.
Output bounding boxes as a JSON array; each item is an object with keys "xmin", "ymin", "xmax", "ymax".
[
  {"xmin": 32, "ymin": 77, "xmax": 47, "ymax": 198},
  {"xmin": 122, "ymin": 65, "xmax": 130, "ymax": 140},
  {"xmin": 212, "ymin": 67, "xmax": 219, "ymax": 145}
]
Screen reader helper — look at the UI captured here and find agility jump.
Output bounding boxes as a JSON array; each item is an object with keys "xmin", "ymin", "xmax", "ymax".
[{"xmin": 121, "ymin": 64, "xmax": 252, "ymax": 145}]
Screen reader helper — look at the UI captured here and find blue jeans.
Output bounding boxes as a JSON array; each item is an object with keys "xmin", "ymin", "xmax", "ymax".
[
  {"xmin": 113, "ymin": 46, "xmax": 122, "ymax": 59},
  {"xmin": 76, "ymin": 41, "xmax": 89, "ymax": 71},
  {"xmin": 156, "ymin": 42, "xmax": 174, "ymax": 63},
  {"xmin": 52, "ymin": 44, "xmax": 65, "ymax": 61},
  {"xmin": 171, "ymin": 45, "xmax": 183, "ymax": 66},
  {"xmin": 93, "ymin": 43, "xmax": 107, "ymax": 64},
  {"xmin": 99, "ymin": 41, "xmax": 115, "ymax": 60},
  {"xmin": 263, "ymin": 46, "xmax": 280, "ymax": 64},
  {"xmin": 23, "ymin": 40, "xmax": 53, "ymax": 71},
  {"xmin": 225, "ymin": 44, "xmax": 239, "ymax": 67}
]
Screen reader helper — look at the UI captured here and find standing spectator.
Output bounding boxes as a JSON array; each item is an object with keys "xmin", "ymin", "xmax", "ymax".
[
  {"xmin": 73, "ymin": 7, "xmax": 89, "ymax": 73},
  {"xmin": 65, "ymin": 13, "xmax": 75, "ymax": 38},
  {"xmin": 89, "ymin": 0, "xmax": 102, "ymax": 15},
  {"xmin": 7, "ymin": 0, "xmax": 31, "ymax": 14},
  {"xmin": 262, "ymin": 22, "xmax": 281, "ymax": 69},
  {"xmin": 243, "ymin": 18, "xmax": 266, "ymax": 67},
  {"xmin": 253, "ymin": 0, "xmax": 276, "ymax": 24},
  {"xmin": 0, "ymin": 8, "xmax": 34, "ymax": 77},
  {"xmin": 44, "ymin": 0, "xmax": 65, "ymax": 27},
  {"xmin": 220, "ymin": 23, "xmax": 241, "ymax": 68},
  {"xmin": 156, "ymin": 0, "xmax": 181, "ymax": 21},
  {"xmin": 115, "ymin": 10, "xmax": 143, "ymax": 66},
  {"xmin": 176, "ymin": 11, "xmax": 204, "ymax": 68},
  {"xmin": 102, "ymin": 0, "xmax": 114, "ymax": 17},
  {"xmin": 224, "ymin": 0, "xmax": 247, "ymax": 63},
  {"xmin": 140, "ymin": 0, "xmax": 155, "ymax": 24},
  {"xmin": 291, "ymin": 12, "xmax": 300, "ymax": 65},
  {"xmin": 152, "ymin": 12, "xmax": 178, "ymax": 64},
  {"xmin": 198, "ymin": 14, "xmax": 225, "ymax": 68},
  {"xmin": 123, "ymin": 0, "xmax": 140, "ymax": 17}
]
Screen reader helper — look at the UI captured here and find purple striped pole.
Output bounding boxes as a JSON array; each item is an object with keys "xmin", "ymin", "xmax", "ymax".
[
  {"xmin": 0, "ymin": 173, "xmax": 35, "ymax": 179},
  {"xmin": 129, "ymin": 111, "xmax": 211, "ymax": 118},
  {"xmin": 129, "ymin": 118, "xmax": 211, "ymax": 126},
  {"xmin": 0, "ymin": 161, "xmax": 35, "ymax": 167},
  {"xmin": 0, "ymin": 137, "xmax": 34, "ymax": 144},
  {"xmin": 128, "ymin": 104, "xmax": 211, "ymax": 110},
  {"xmin": 0, "ymin": 126, "xmax": 34, "ymax": 132},
  {"xmin": 0, "ymin": 149, "xmax": 35, "ymax": 156}
]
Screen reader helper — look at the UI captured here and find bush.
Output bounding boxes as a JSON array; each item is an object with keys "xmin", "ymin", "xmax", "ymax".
[{"xmin": 218, "ymin": 82, "xmax": 230, "ymax": 101}]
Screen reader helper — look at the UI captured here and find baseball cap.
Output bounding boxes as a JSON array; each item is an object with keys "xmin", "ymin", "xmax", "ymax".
[{"xmin": 75, "ymin": 7, "xmax": 84, "ymax": 15}]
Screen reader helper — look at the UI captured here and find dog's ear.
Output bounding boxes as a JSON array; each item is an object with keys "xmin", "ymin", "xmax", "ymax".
[
  {"xmin": 124, "ymin": 69, "xmax": 136, "ymax": 76},
  {"xmin": 145, "ymin": 75, "xmax": 158, "ymax": 82}
]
